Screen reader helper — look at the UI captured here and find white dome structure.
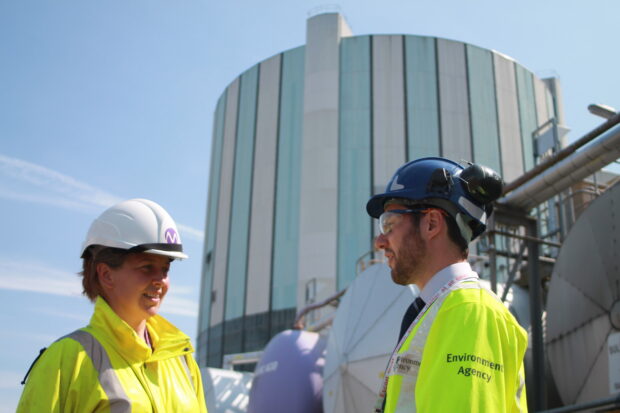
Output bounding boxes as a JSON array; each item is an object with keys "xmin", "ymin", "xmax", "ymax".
[{"xmin": 322, "ymin": 263, "xmax": 417, "ymax": 413}]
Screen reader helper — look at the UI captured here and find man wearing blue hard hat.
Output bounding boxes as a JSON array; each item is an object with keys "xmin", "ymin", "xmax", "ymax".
[{"xmin": 368, "ymin": 157, "xmax": 528, "ymax": 412}]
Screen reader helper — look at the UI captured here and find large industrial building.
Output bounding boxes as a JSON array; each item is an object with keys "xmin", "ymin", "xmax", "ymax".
[{"xmin": 196, "ymin": 12, "xmax": 565, "ymax": 368}]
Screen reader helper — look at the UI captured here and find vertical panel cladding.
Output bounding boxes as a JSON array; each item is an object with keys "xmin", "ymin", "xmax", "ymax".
[
  {"xmin": 404, "ymin": 35, "xmax": 440, "ymax": 160},
  {"xmin": 222, "ymin": 317, "xmax": 243, "ymax": 357},
  {"xmin": 515, "ymin": 63, "xmax": 538, "ymax": 171},
  {"xmin": 272, "ymin": 47, "xmax": 305, "ymax": 311},
  {"xmin": 243, "ymin": 312, "xmax": 271, "ymax": 352},
  {"xmin": 437, "ymin": 39, "xmax": 472, "ymax": 162},
  {"xmin": 493, "ymin": 53, "xmax": 524, "ymax": 182},
  {"xmin": 206, "ymin": 323, "xmax": 223, "ymax": 367},
  {"xmin": 543, "ymin": 77, "xmax": 565, "ymax": 126},
  {"xmin": 225, "ymin": 66, "xmax": 259, "ymax": 322},
  {"xmin": 298, "ymin": 13, "xmax": 343, "ymax": 311},
  {"xmin": 545, "ymin": 88, "xmax": 555, "ymax": 122},
  {"xmin": 245, "ymin": 55, "xmax": 281, "ymax": 319},
  {"xmin": 466, "ymin": 44, "xmax": 501, "ymax": 173},
  {"xmin": 197, "ymin": 92, "xmax": 227, "ymax": 365},
  {"xmin": 210, "ymin": 79, "xmax": 240, "ymax": 327},
  {"xmin": 269, "ymin": 308, "xmax": 297, "ymax": 337},
  {"xmin": 196, "ymin": 334, "xmax": 208, "ymax": 366},
  {"xmin": 533, "ymin": 77, "xmax": 551, "ymax": 127},
  {"xmin": 372, "ymin": 35, "xmax": 406, "ymax": 194},
  {"xmin": 338, "ymin": 35, "xmax": 372, "ymax": 290}
]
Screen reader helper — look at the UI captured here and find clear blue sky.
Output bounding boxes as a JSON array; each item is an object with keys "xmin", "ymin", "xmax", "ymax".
[{"xmin": 1, "ymin": 1, "xmax": 618, "ymax": 411}]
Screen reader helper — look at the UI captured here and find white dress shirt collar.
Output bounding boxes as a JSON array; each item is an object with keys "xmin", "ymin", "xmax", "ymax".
[{"xmin": 419, "ymin": 261, "xmax": 479, "ymax": 303}]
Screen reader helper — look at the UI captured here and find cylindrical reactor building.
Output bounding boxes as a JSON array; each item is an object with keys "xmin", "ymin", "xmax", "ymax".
[{"xmin": 198, "ymin": 12, "xmax": 563, "ymax": 367}]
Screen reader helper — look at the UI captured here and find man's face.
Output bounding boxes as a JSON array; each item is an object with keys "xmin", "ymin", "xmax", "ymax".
[{"xmin": 374, "ymin": 204, "xmax": 428, "ymax": 286}]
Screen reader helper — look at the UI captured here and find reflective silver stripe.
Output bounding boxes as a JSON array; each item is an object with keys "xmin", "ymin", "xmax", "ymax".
[
  {"xmin": 393, "ymin": 283, "xmax": 483, "ymax": 413},
  {"xmin": 179, "ymin": 354, "xmax": 195, "ymax": 392},
  {"xmin": 516, "ymin": 370, "xmax": 525, "ymax": 412},
  {"xmin": 64, "ymin": 330, "xmax": 131, "ymax": 413}
]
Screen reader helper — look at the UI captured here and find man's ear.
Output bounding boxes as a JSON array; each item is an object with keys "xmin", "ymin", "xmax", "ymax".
[
  {"xmin": 96, "ymin": 262, "xmax": 114, "ymax": 290},
  {"xmin": 424, "ymin": 209, "xmax": 444, "ymax": 240}
]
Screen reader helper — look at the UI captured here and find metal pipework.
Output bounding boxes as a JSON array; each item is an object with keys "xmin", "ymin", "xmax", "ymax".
[
  {"xmin": 588, "ymin": 103, "xmax": 617, "ymax": 120},
  {"xmin": 293, "ymin": 288, "xmax": 346, "ymax": 330},
  {"xmin": 499, "ymin": 122, "xmax": 620, "ymax": 210},
  {"xmin": 502, "ymin": 112, "xmax": 620, "ymax": 196}
]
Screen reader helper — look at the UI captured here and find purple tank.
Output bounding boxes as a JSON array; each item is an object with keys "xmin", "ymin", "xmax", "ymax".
[{"xmin": 248, "ymin": 329, "xmax": 326, "ymax": 413}]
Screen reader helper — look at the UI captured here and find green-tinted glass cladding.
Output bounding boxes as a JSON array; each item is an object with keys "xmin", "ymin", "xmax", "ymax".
[
  {"xmin": 467, "ymin": 45, "xmax": 501, "ymax": 173},
  {"xmin": 515, "ymin": 64, "xmax": 538, "ymax": 171},
  {"xmin": 405, "ymin": 36, "xmax": 440, "ymax": 159},
  {"xmin": 337, "ymin": 36, "xmax": 372, "ymax": 290},
  {"xmin": 225, "ymin": 66, "xmax": 259, "ymax": 320},
  {"xmin": 272, "ymin": 47, "xmax": 305, "ymax": 310},
  {"xmin": 200, "ymin": 93, "xmax": 227, "ymax": 328},
  {"xmin": 197, "ymin": 92, "xmax": 226, "ymax": 364}
]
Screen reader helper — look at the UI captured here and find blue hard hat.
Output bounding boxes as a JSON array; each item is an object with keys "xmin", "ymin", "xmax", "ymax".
[{"xmin": 366, "ymin": 157, "xmax": 503, "ymax": 242}]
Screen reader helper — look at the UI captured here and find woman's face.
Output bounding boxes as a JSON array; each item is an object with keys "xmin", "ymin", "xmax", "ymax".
[{"xmin": 99, "ymin": 252, "xmax": 171, "ymax": 330}]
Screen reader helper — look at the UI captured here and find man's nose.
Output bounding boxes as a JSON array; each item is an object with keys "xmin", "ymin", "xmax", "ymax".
[{"xmin": 374, "ymin": 233, "xmax": 387, "ymax": 250}]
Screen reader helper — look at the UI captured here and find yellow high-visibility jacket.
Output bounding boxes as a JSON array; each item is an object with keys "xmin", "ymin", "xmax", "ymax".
[
  {"xmin": 17, "ymin": 297, "xmax": 208, "ymax": 413},
  {"xmin": 384, "ymin": 282, "xmax": 528, "ymax": 412}
]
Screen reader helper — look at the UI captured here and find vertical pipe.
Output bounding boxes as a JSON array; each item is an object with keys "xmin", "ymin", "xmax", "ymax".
[
  {"xmin": 527, "ymin": 217, "xmax": 546, "ymax": 410},
  {"xmin": 489, "ymin": 227, "xmax": 498, "ymax": 294},
  {"xmin": 489, "ymin": 233, "xmax": 497, "ymax": 294}
]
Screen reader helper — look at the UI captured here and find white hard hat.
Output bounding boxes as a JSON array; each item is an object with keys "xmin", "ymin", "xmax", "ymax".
[{"xmin": 81, "ymin": 198, "xmax": 188, "ymax": 260}]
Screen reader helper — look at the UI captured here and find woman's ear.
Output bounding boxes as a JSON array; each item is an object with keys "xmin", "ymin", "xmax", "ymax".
[{"xmin": 96, "ymin": 262, "xmax": 114, "ymax": 291}]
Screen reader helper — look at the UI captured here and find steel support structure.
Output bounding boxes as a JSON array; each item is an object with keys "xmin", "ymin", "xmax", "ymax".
[{"xmin": 492, "ymin": 205, "xmax": 547, "ymax": 411}]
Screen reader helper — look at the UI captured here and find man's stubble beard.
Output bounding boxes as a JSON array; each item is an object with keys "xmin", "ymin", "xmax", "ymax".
[{"xmin": 390, "ymin": 224, "xmax": 427, "ymax": 286}]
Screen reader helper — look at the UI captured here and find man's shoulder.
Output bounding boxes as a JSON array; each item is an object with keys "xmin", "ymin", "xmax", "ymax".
[
  {"xmin": 440, "ymin": 287, "xmax": 516, "ymax": 320},
  {"xmin": 439, "ymin": 287, "xmax": 527, "ymax": 337}
]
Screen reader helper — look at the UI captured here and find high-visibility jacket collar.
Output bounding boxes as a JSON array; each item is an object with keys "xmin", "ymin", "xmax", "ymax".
[
  {"xmin": 90, "ymin": 297, "xmax": 193, "ymax": 364},
  {"xmin": 418, "ymin": 261, "xmax": 478, "ymax": 303}
]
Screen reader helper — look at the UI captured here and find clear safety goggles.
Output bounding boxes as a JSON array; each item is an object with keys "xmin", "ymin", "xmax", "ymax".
[
  {"xmin": 378, "ymin": 207, "xmax": 448, "ymax": 235},
  {"xmin": 378, "ymin": 208, "xmax": 428, "ymax": 235}
]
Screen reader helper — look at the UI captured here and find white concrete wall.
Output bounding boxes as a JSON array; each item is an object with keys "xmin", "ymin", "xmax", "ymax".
[
  {"xmin": 245, "ymin": 56, "xmax": 280, "ymax": 316},
  {"xmin": 372, "ymin": 35, "xmax": 406, "ymax": 195},
  {"xmin": 298, "ymin": 13, "xmax": 351, "ymax": 309},
  {"xmin": 533, "ymin": 77, "xmax": 550, "ymax": 128},
  {"xmin": 211, "ymin": 79, "xmax": 239, "ymax": 326},
  {"xmin": 543, "ymin": 77, "xmax": 565, "ymax": 126},
  {"xmin": 543, "ymin": 77, "xmax": 567, "ymax": 146}
]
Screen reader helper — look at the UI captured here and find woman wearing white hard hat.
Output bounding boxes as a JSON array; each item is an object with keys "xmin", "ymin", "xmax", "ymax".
[{"xmin": 17, "ymin": 199, "xmax": 208, "ymax": 413}]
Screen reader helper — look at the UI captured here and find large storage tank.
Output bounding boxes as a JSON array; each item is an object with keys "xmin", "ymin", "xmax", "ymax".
[
  {"xmin": 248, "ymin": 329, "xmax": 326, "ymax": 413},
  {"xmin": 546, "ymin": 181, "xmax": 620, "ymax": 405},
  {"xmin": 197, "ymin": 11, "xmax": 563, "ymax": 369}
]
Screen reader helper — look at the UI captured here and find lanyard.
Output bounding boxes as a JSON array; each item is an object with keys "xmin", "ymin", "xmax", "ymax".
[{"xmin": 374, "ymin": 273, "xmax": 478, "ymax": 413}]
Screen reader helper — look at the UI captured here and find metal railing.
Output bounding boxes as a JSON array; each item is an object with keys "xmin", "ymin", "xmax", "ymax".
[{"xmin": 356, "ymin": 249, "xmax": 385, "ymax": 275}]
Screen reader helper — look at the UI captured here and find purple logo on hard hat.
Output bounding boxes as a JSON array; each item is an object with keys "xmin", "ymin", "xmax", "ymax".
[{"xmin": 164, "ymin": 228, "xmax": 180, "ymax": 244}]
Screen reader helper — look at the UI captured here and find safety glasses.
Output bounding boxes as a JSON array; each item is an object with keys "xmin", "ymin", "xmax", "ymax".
[{"xmin": 378, "ymin": 208, "xmax": 429, "ymax": 235}]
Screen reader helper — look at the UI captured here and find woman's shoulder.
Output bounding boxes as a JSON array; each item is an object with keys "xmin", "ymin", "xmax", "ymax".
[
  {"xmin": 20, "ymin": 328, "xmax": 94, "ymax": 385},
  {"xmin": 36, "ymin": 329, "xmax": 92, "ymax": 361}
]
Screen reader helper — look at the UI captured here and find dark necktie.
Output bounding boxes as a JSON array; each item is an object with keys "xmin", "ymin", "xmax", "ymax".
[
  {"xmin": 382, "ymin": 297, "xmax": 426, "ymax": 412},
  {"xmin": 398, "ymin": 296, "xmax": 426, "ymax": 342}
]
